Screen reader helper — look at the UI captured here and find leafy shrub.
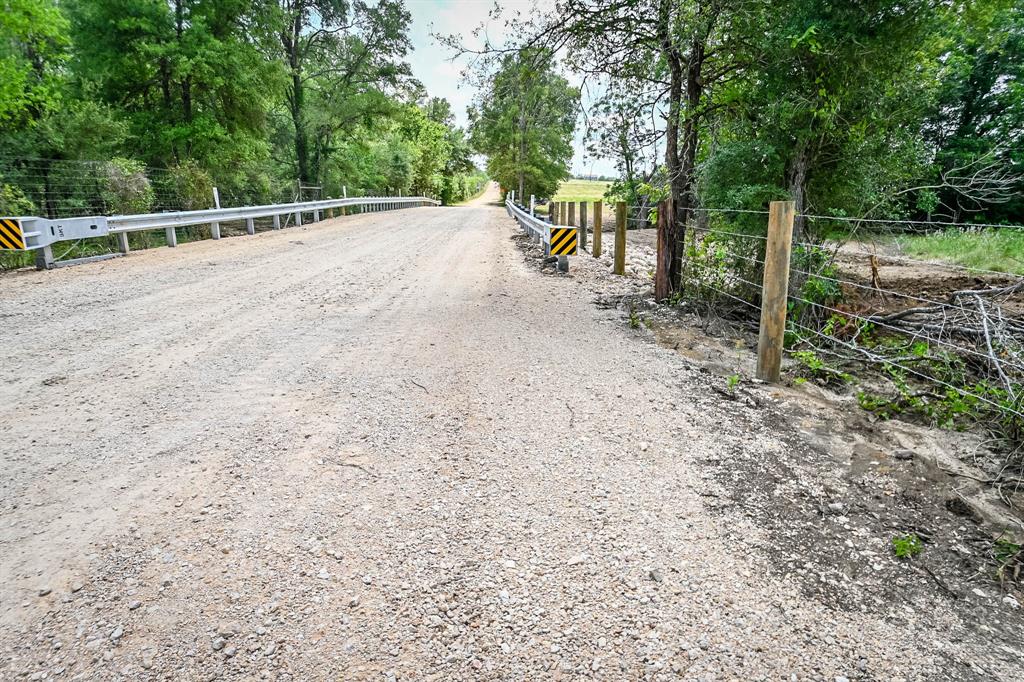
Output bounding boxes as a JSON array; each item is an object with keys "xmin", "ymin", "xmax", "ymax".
[
  {"xmin": 101, "ymin": 158, "xmax": 153, "ymax": 215},
  {"xmin": 0, "ymin": 181, "xmax": 35, "ymax": 215},
  {"xmin": 167, "ymin": 160, "xmax": 213, "ymax": 210}
]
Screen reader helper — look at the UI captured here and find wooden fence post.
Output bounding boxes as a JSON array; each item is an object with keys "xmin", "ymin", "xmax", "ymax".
[
  {"xmin": 654, "ymin": 198, "xmax": 674, "ymax": 300},
  {"xmin": 579, "ymin": 201, "xmax": 588, "ymax": 251},
  {"xmin": 593, "ymin": 200, "xmax": 602, "ymax": 258},
  {"xmin": 756, "ymin": 201, "xmax": 796, "ymax": 382},
  {"xmin": 614, "ymin": 202, "xmax": 626, "ymax": 275},
  {"xmin": 567, "ymin": 202, "xmax": 575, "ymax": 231}
]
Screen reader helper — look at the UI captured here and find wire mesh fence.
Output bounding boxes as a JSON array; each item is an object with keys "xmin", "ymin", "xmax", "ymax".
[{"xmin": 0, "ymin": 156, "xmax": 409, "ymax": 268}]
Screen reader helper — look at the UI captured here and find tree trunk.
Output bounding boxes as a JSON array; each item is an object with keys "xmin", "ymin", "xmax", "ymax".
[
  {"xmin": 283, "ymin": 10, "xmax": 310, "ymax": 184},
  {"xmin": 517, "ymin": 95, "xmax": 527, "ymax": 199},
  {"xmin": 657, "ymin": 0, "xmax": 684, "ymax": 300},
  {"xmin": 654, "ymin": 196, "xmax": 675, "ymax": 300},
  {"xmin": 786, "ymin": 141, "xmax": 809, "ymax": 243},
  {"xmin": 657, "ymin": 0, "xmax": 703, "ymax": 299}
]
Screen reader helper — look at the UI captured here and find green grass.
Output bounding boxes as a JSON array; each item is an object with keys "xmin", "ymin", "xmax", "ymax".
[
  {"xmin": 538, "ymin": 179, "xmax": 612, "ymax": 217},
  {"xmin": 552, "ymin": 179, "xmax": 611, "ymax": 202},
  {"xmin": 894, "ymin": 228, "xmax": 1024, "ymax": 275}
]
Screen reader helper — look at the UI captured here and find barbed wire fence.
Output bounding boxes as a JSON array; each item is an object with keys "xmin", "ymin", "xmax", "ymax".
[{"xmin": 636, "ymin": 204, "xmax": 1024, "ymax": 490}]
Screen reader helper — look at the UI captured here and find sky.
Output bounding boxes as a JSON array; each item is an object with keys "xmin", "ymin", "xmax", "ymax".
[{"xmin": 403, "ymin": 0, "xmax": 619, "ymax": 177}]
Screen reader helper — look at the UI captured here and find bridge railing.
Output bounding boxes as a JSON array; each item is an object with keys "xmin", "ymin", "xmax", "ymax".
[
  {"xmin": 505, "ymin": 192, "xmax": 578, "ymax": 270},
  {"xmin": 1, "ymin": 195, "xmax": 440, "ymax": 269}
]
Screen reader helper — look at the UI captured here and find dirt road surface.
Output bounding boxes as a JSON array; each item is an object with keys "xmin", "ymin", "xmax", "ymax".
[{"xmin": 1, "ymin": 186, "xmax": 1019, "ymax": 680}]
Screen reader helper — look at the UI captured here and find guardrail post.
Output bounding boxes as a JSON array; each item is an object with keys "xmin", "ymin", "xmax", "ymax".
[
  {"xmin": 530, "ymin": 195, "xmax": 535, "ymax": 216},
  {"xmin": 35, "ymin": 245, "xmax": 54, "ymax": 269},
  {"xmin": 211, "ymin": 187, "xmax": 221, "ymax": 240},
  {"xmin": 342, "ymin": 186, "xmax": 348, "ymax": 216},
  {"xmin": 273, "ymin": 214, "xmax": 281, "ymax": 230},
  {"xmin": 294, "ymin": 209, "xmax": 302, "ymax": 226},
  {"xmin": 756, "ymin": 201, "xmax": 796, "ymax": 383},
  {"xmin": 614, "ymin": 202, "xmax": 626, "ymax": 275},
  {"xmin": 593, "ymin": 200, "xmax": 602, "ymax": 258},
  {"xmin": 116, "ymin": 232, "xmax": 130, "ymax": 254},
  {"xmin": 567, "ymin": 202, "xmax": 575, "ymax": 231},
  {"xmin": 246, "ymin": 217, "xmax": 255, "ymax": 235},
  {"xmin": 579, "ymin": 201, "xmax": 588, "ymax": 251},
  {"xmin": 165, "ymin": 226, "xmax": 177, "ymax": 247}
]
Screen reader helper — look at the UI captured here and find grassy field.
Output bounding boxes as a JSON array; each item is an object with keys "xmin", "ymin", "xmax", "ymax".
[
  {"xmin": 894, "ymin": 228, "xmax": 1024, "ymax": 275},
  {"xmin": 552, "ymin": 179, "xmax": 612, "ymax": 202}
]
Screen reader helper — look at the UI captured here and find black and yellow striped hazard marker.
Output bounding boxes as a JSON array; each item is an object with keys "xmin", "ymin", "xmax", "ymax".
[
  {"xmin": 0, "ymin": 218, "xmax": 25, "ymax": 250},
  {"xmin": 549, "ymin": 226, "xmax": 577, "ymax": 256}
]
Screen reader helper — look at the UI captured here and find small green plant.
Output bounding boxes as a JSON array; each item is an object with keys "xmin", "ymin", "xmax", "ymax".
[
  {"xmin": 726, "ymin": 373, "xmax": 741, "ymax": 392},
  {"xmin": 892, "ymin": 533, "xmax": 924, "ymax": 559},
  {"xmin": 791, "ymin": 350, "xmax": 853, "ymax": 386},
  {"xmin": 993, "ymin": 538, "xmax": 1022, "ymax": 584},
  {"xmin": 628, "ymin": 308, "xmax": 641, "ymax": 329}
]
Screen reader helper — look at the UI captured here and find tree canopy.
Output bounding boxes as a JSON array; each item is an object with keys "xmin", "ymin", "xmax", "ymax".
[
  {"xmin": 0, "ymin": 0, "xmax": 485, "ymax": 218},
  {"xmin": 468, "ymin": 49, "xmax": 579, "ymax": 200}
]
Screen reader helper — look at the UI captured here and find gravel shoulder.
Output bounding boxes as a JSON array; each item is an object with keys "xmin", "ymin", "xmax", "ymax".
[{"xmin": 1, "ymin": 194, "xmax": 1021, "ymax": 680}]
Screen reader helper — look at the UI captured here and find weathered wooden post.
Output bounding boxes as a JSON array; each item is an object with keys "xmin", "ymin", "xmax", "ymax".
[
  {"xmin": 341, "ymin": 186, "xmax": 348, "ymax": 216},
  {"xmin": 614, "ymin": 202, "xmax": 626, "ymax": 275},
  {"xmin": 245, "ymin": 217, "xmax": 255, "ymax": 235},
  {"xmin": 756, "ymin": 201, "xmax": 796, "ymax": 382},
  {"xmin": 579, "ymin": 201, "xmax": 588, "ymax": 251},
  {"xmin": 654, "ymin": 198, "xmax": 673, "ymax": 300},
  {"xmin": 592, "ymin": 201, "xmax": 602, "ymax": 258},
  {"xmin": 567, "ymin": 202, "xmax": 575, "ymax": 232}
]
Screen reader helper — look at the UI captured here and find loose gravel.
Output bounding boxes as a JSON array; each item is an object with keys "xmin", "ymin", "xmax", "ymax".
[{"xmin": 1, "ymin": 188, "xmax": 1020, "ymax": 680}]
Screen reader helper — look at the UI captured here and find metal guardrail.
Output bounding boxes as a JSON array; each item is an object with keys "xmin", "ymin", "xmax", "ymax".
[
  {"xmin": 505, "ymin": 197, "xmax": 553, "ymax": 245},
  {"xmin": 505, "ymin": 194, "xmax": 578, "ymax": 270},
  {"xmin": 2, "ymin": 195, "xmax": 439, "ymax": 269}
]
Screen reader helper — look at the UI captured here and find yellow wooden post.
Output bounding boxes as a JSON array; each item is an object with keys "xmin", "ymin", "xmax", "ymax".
[
  {"xmin": 756, "ymin": 201, "xmax": 796, "ymax": 382},
  {"xmin": 579, "ymin": 201, "xmax": 588, "ymax": 251}
]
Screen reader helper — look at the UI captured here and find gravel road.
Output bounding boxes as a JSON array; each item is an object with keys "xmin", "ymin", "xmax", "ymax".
[{"xmin": 0, "ymin": 188, "xmax": 1015, "ymax": 680}]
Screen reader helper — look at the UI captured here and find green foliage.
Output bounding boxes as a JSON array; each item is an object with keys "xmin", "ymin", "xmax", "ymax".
[
  {"xmin": 892, "ymin": 533, "xmax": 924, "ymax": 559},
  {"xmin": 791, "ymin": 350, "xmax": 853, "ymax": 386},
  {"xmin": 0, "ymin": 181, "xmax": 35, "ymax": 215},
  {"xmin": 0, "ymin": 0, "xmax": 69, "ymax": 127},
  {"xmin": 101, "ymin": 158, "xmax": 153, "ymax": 215},
  {"xmin": 165, "ymin": 160, "xmax": 213, "ymax": 211},
  {"xmin": 993, "ymin": 538, "xmax": 1022, "ymax": 585},
  {"xmin": 628, "ymin": 308, "xmax": 641, "ymax": 329},
  {"xmin": 896, "ymin": 228, "xmax": 1024, "ymax": 275},
  {"xmin": 469, "ymin": 48, "xmax": 578, "ymax": 199}
]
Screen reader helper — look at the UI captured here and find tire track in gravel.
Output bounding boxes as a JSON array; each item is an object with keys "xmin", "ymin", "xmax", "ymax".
[{"xmin": 1, "ymin": 190, "xmax": 1015, "ymax": 680}]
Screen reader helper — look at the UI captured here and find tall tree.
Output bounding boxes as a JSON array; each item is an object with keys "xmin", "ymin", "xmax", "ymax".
[
  {"xmin": 0, "ymin": 0, "xmax": 68, "ymax": 128},
  {"xmin": 268, "ymin": 0, "xmax": 414, "ymax": 184},
  {"xmin": 468, "ymin": 49, "xmax": 578, "ymax": 200},
  {"xmin": 922, "ymin": 0, "xmax": 1024, "ymax": 222},
  {"xmin": 67, "ymin": 0, "xmax": 275, "ymax": 175}
]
